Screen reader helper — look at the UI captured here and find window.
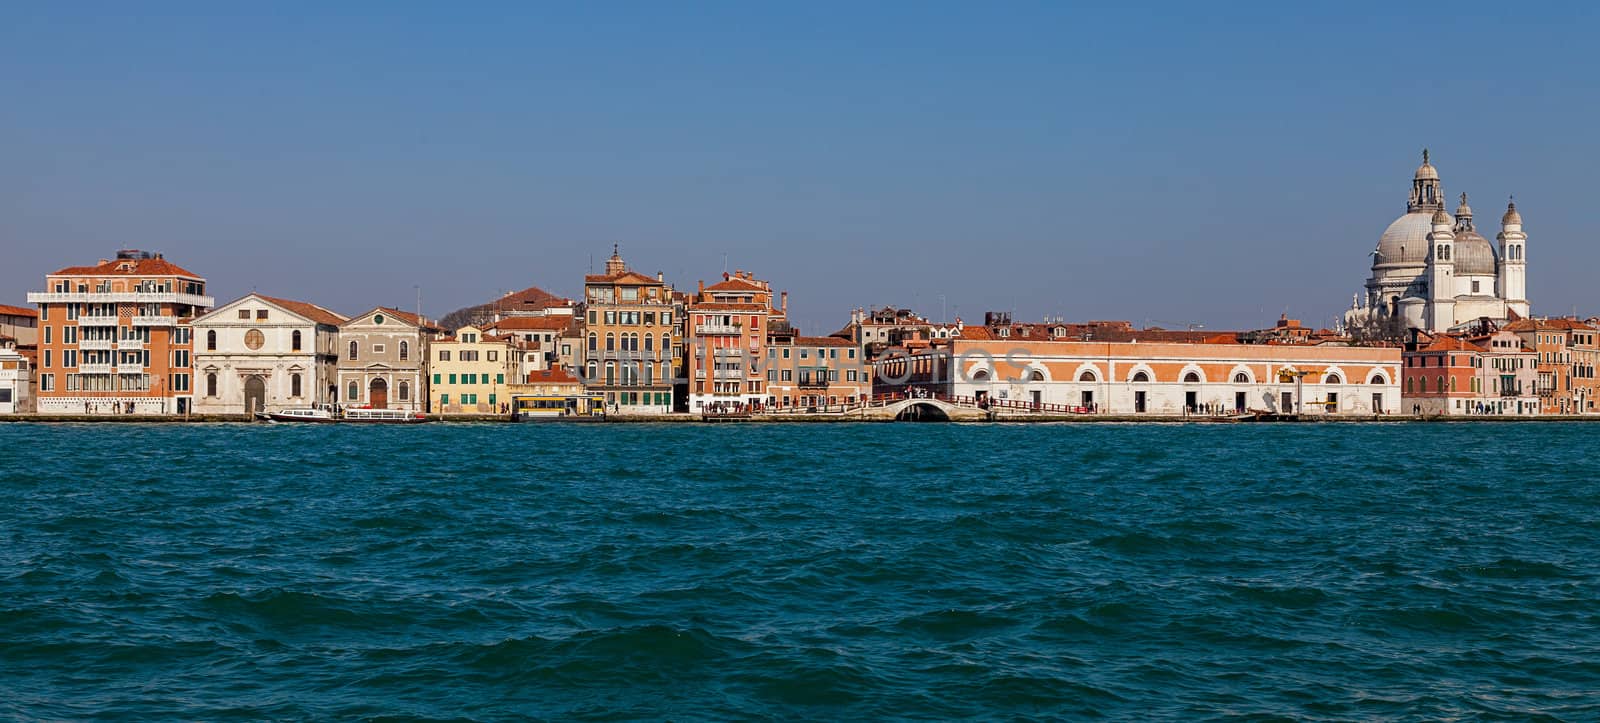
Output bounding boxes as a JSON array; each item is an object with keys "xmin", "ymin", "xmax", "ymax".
[
  {"xmin": 439, "ymin": 350, "xmax": 450, "ymax": 362},
  {"xmin": 207, "ymin": 330, "xmax": 217, "ymax": 351},
  {"xmin": 1323, "ymin": 373, "xmax": 1342, "ymax": 385},
  {"xmin": 449, "ymin": 374, "xmax": 457, "ymax": 384},
  {"xmin": 606, "ymin": 334, "xmax": 615, "ymax": 351},
  {"xmin": 399, "ymin": 381, "xmax": 409, "ymax": 400},
  {"xmin": 1078, "ymin": 371, "xmax": 1095, "ymax": 382},
  {"xmin": 292, "ymin": 330, "xmax": 302, "ymax": 351},
  {"xmin": 348, "ymin": 341, "xmax": 359, "ymax": 360},
  {"xmin": 43, "ymin": 350, "xmax": 51, "ymax": 368},
  {"xmin": 432, "ymin": 373, "xmax": 440, "ymax": 384},
  {"xmin": 348, "ymin": 380, "xmax": 359, "ymax": 401},
  {"xmin": 1369, "ymin": 374, "xmax": 1385, "ymax": 385},
  {"xmin": 291, "ymin": 373, "xmax": 302, "ymax": 397},
  {"xmin": 488, "ymin": 351, "xmax": 498, "ymax": 362},
  {"xmin": 238, "ymin": 310, "xmax": 250, "ymax": 319},
  {"xmin": 441, "ymin": 394, "xmax": 449, "ymax": 405},
  {"xmin": 1184, "ymin": 371, "xmax": 1201, "ymax": 383},
  {"xmin": 399, "ymin": 341, "xmax": 409, "ymax": 361},
  {"xmin": 588, "ymin": 334, "xmax": 598, "ymax": 352},
  {"xmin": 496, "ymin": 374, "xmax": 504, "ymax": 384},
  {"xmin": 43, "ymin": 327, "xmax": 51, "ymax": 344},
  {"xmin": 256, "ymin": 310, "xmax": 269, "ymax": 320},
  {"xmin": 40, "ymin": 374, "xmax": 54, "ymax": 392},
  {"xmin": 1132, "ymin": 371, "xmax": 1150, "ymax": 383},
  {"xmin": 207, "ymin": 373, "xmax": 217, "ymax": 396}
]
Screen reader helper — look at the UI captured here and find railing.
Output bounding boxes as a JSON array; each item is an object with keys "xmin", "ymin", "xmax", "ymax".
[
  {"xmin": 131, "ymin": 315, "xmax": 177, "ymax": 326},
  {"xmin": 695, "ymin": 324, "xmax": 741, "ymax": 335},
  {"xmin": 78, "ymin": 316, "xmax": 120, "ymax": 326},
  {"xmin": 798, "ymin": 379, "xmax": 829, "ymax": 389},
  {"xmin": 79, "ymin": 339, "xmax": 115, "ymax": 350},
  {"xmin": 27, "ymin": 291, "xmax": 214, "ymax": 307},
  {"xmin": 79, "ymin": 363, "xmax": 114, "ymax": 374},
  {"xmin": 117, "ymin": 363, "xmax": 146, "ymax": 374}
]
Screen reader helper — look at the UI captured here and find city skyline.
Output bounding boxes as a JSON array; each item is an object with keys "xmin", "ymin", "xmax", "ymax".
[{"xmin": 4, "ymin": 3, "xmax": 1598, "ymax": 329}]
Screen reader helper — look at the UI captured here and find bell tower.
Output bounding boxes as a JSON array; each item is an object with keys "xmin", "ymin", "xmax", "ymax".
[
  {"xmin": 1427, "ymin": 208, "xmax": 1456, "ymax": 331},
  {"xmin": 1498, "ymin": 198, "xmax": 1529, "ymax": 318}
]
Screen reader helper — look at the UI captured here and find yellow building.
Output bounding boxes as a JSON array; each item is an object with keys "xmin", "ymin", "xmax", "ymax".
[{"xmin": 428, "ymin": 325, "xmax": 524, "ymax": 415}]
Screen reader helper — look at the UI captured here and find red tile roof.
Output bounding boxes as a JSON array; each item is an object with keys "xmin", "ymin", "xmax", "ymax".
[
  {"xmin": 484, "ymin": 316, "xmax": 574, "ymax": 331},
  {"xmin": 257, "ymin": 295, "xmax": 347, "ymax": 327},
  {"xmin": 704, "ymin": 277, "xmax": 767, "ymax": 292},
  {"xmin": 485, "ymin": 286, "xmax": 572, "ymax": 311},
  {"xmin": 524, "ymin": 368, "xmax": 580, "ymax": 384},
  {"xmin": 52, "ymin": 257, "xmax": 202, "ymax": 278},
  {"xmin": 584, "ymin": 271, "xmax": 661, "ymax": 285},
  {"xmin": 689, "ymin": 302, "xmax": 767, "ymax": 311},
  {"xmin": 0, "ymin": 303, "xmax": 37, "ymax": 318},
  {"xmin": 792, "ymin": 336, "xmax": 854, "ymax": 347}
]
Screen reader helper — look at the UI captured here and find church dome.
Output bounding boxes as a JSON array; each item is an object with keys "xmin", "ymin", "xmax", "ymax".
[
  {"xmin": 1453, "ymin": 230, "xmax": 1498, "ymax": 276},
  {"xmin": 1376, "ymin": 211, "xmax": 1444, "ymax": 265},
  {"xmin": 1415, "ymin": 160, "xmax": 1439, "ymax": 181},
  {"xmin": 1502, "ymin": 200, "xmax": 1522, "ymax": 226}
]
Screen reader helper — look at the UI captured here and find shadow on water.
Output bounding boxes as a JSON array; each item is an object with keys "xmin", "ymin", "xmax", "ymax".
[{"xmin": 894, "ymin": 402, "xmax": 950, "ymax": 422}]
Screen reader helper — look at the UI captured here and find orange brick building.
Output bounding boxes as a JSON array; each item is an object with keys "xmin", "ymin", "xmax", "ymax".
[
  {"xmin": 684, "ymin": 270, "xmax": 785, "ymax": 410},
  {"xmin": 27, "ymin": 250, "xmax": 212, "ymax": 414}
]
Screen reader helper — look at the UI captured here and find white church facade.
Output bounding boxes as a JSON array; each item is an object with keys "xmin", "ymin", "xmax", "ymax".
[{"xmin": 1344, "ymin": 151, "xmax": 1529, "ymax": 334}]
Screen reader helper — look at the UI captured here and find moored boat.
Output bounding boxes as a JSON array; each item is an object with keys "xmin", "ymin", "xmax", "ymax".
[
  {"xmin": 261, "ymin": 405, "xmax": 338, "ymax": 423},
  {"xmin": 343, "ymin": 407, "xmax": 431, "ymax": 424}
]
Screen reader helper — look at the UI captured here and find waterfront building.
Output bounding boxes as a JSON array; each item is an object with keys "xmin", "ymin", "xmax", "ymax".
[
  {"xmin": 764, "ymin": 332, "xmax": 869, "ymax": 409},
  {"xmin": 1344, "ymin": 151, "xmax": 1530, "ymax": 334},
  {"xmin": 27, "ymin": 250, "xmax": 213, "ymax": 414},
  {"xmin": 580, "ymin": 247, "xmax": 681, "ymax": 414},
  {"xmin": 336, "ymin": 307, "xmax": 437, "ymax": 412},
  {"xmin": 191, "ymin": 294, "xmax": 345, "ymax": 415},
  {"xmin": 0, "ymin": 304, "xmax": 39, "ymax": 346},
  {"xmin": 684, "ymin": 270, "xmax": 785, "ymax": 410},
  {"xmin": 872, "ymin": 337, "xmax": 1401, "ymax": 415},
  {"xmin": 0, "ymin": 338, "xmax": 32, "ymax": 413},
  {"xmin": 837, "ymin": 307, "xmax": 965, "ymax": 362},
  {"xmin": 1504, "ymin": 317, "xmax": 1599, "ymax": 414},
  {"xmin": 482, "ymin": 315, "xmax": 573, "ymax": 371},
  {"xmin": 1401, "ymin": 331, "xmax": 1538, "ymax": 416},
  {"xmin": 428, "ymin": 325, "xmax": 524, "ymax": 414}
]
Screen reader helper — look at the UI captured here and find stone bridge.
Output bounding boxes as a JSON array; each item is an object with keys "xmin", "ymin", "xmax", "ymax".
[{"xmin": 862, "ymin": 396, "xmax": 989, "ymax": 421}]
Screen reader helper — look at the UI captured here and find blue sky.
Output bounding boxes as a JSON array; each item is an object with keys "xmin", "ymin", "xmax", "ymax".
[{"xmin": 3, "ymin": 2, "xmax": 1596, "ymax": 332}]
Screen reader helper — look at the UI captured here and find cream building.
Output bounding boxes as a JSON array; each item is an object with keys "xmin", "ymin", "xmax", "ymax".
[
  {"xmin": 1345, "ymin": 150, "xmax": 1530, "ymax": 334},
  {"xmin": 337, "ymin": 308, "xmax": 435, "ymax": 412},
  {"xmin": 429, "ymin": 325, "xmax": 524, "ymax": 414},
  {"xmin": 191, "ymin": 294, "xmax": 345, "ymax": 415},
  {"xmin": 0, "ymin": 339, "xmax": 32, "ymax": 413}
]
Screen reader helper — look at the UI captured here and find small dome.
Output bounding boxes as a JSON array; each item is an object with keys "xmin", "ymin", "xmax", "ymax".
[
  {"xmin": 1453, "ymin": 230, "xmax": 1498, "ymax": 276},
  {"xmin": 1376, "ymin": 211, "xmax": 1445, "ymax": 265},
  {"xmin": 1432, "ymin": 208, "xmax": 1451, "ymax": 225},
  {"xmin": 1414, "ymin": 148, "xmax": 1439, "ymax": 180},
  {"xmin": 1502, "ymin": 200, "xmax": 1522, "ymax": 226},
  {"xmin": 1455, "ymin": 193, "xmax": 1472, "ymax": 219}
]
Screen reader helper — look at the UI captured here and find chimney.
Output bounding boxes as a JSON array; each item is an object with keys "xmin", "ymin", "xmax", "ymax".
[
  {"xmin": 656, "ymin": 271, "xmax": 664, "ymax": 282},
  {"xmin": 698, "ymin": 280, "xmax": 705, "ymax": 295},
  {"xmin": 780, "ymin": 291, "xmax": 788, "ymax": 314},
  {"xmin": 722, "ymin": 272, "xmax": 730, "ymax": 281}
]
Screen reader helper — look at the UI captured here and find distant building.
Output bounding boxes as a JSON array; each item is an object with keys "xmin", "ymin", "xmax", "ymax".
[
  {"xmin": 1503, "ymin": 317, "xmax": 1599, "ymax": 414},
  {"xmin": 1344, "ymin": 151, "xmax": 1529, "ymax": 334},
  {"xmin": 509, "ymin": 368, "xmax": 600, "ymax": 418},
  {"xmin": 873, "ymin": 337, "xmax": 1401, "ymax": 415},
  {"xmin": 337, "ymin": 307, "xmax": 438, "ymax": 412},
  {"xmin": 837, "ymin": 307, "xmax": 964, "ymax": 362},
  {"xmin": 27, "ymin": 250, "xmax": 212, "ymax": 414},
  {"xmin": 1401, "ymin": 329, "xmax": 1539, "ymax": 415},
  {"xmin": 0, "ymin": 304, "xmax": 39, "ymax": 346},
  {"xmin": 482, "ymin": 315, "xmax": 574, "ymax": 371},
  {"xmin": 191, "ymin": 294, "xmax": 345, "ymax": 415},
  {"xmin": 428, "ymin": 325, "xmax": 524, "ymax": 414},
  {"xmin": 684, "ymin": 270, "xmax": 785, "ymax": 410},
  {"xmin": 580, "ymin": 247, "xmax": 681, "ymax": 414},
  {"xmin": 0, "ymin": 338, "xmax": 32, "ymax": 413},
  {"xmin": 764, "ymin": 332, "xmax": 869, "ymax": 409}
]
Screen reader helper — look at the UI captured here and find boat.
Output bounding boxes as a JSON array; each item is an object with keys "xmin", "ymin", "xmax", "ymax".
[
  {"xmin": 343, "ymin": 407, "xmax": 431, "ymax": 424},
  {"xmin": 261, "ymin": 405, "xmax": 338, "ymax": 423}
]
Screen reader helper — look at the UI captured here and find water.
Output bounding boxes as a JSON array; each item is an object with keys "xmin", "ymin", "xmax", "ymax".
[{"xmin": 2, "ymin": 422, "xmax": 1597, "ymax": 720}]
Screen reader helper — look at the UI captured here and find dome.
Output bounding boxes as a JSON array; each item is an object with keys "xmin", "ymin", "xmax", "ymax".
[
  {"xmin": 1376, "ymin": 211, "xmax": 1445, "ymax": 265},
  {"xmin": 1415, "ymin": 161, "xmax": 1439, "ymax": 181},
  {"xmin": 1453, "ymin": 230, "xmax": 1498, "ymax": 276},
  {"xmin": 1431, "ymin": 208, "xmax": 1451, "ymax": 225},
  {"xmin": 1502, "ymin": 200, "xmax": 1522, "ymax": 226}
]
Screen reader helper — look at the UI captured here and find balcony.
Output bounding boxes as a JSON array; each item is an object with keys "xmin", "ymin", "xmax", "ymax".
[
  {"xmin": 27, "ymin": 291, "xmax": 214, "ymax": 307},
  {"xmin": 79, "ymin": 363, "xmax": 114, "ymax": 374},
  {"xmin": 78, "ymin": 316, "xmax": 120, "ymax": 326},
  {"xmin": 799, "ymin": 378, "xmax": 830, "ymax": 389},
  {"xmin": 79, "ymin": 338, "xmax": 115, "ymax": 350},
  {"xmin": 696, "ymin": 324, "xmax": 741, "ymax": 335},
  {"xmin": 131, "ymin": 315, "xmax": 177, "ymax": 327},
  {"xmin": 117, "ymin": 362, "xmax": 146, "ymax": 374}
]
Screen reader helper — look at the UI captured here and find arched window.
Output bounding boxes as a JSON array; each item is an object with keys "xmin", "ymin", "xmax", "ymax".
[
  {"xmin": 588, "ymin": 333, "xmax": 597, "ymax": 351},
  {"xmin": 348, "ymin": 340, "xmax": 359, "ymax": 360},
  {"xmin": 1184, "ymin": 371, "xmax": 1201, "ymax": 383},
  {"xmin": 1450, "ymin": 376, "xmax": 1457, "ymax": 392},
  {"xmin": 1029, "ymin": 370, "xmax": 1046, "ymax": 382},
  {"xmin": 972, "ymin": 369, "xmax": 990, "ymax": 382},
  {"xmin": 645, "ymin": 335, "xmax": 654, "ymax": 352},
  {"xmin": 586, "ymin": 361, "xmax": 597, "ymax": 382},
  {"xmin": 1324, "ymin": 372, "xmax": 1342, "ymax": 385},
  {"xmin": 661, "ymin": 334, "xmax": 671, "ymax": 353},
  {"xmin": 291, "ymin": 330, "xmax": 302, "ymax": 352},
  {"xmin": 1233, "ymin": 372, "xmax": 1249, "ymax": 383},
  {"xmin": 1131, "ymin": 371, "xmax": 1150, "ymax": 383},
  {"xmin": 1406, "ymin": 377, "xmax": 1414, "ymax": 394},
  {"xmin": 399, "ymin": 341, "xmax": 408, "ymax": 361},
  {"xmin": 345, "ymin": 380, "xmax": 358, "ymax": 401},
  {"xmin": 605, "ymin": 362, "xmax": 616, "ymax": 385},
  {"xmin": 1077, "ymin": 370, "xmax": 1095, "ymax": 382},
  {"xmin": 290, "ymin": 373, "xmax": 302, "ymax": 397},
  {"xmin": 1436, "ymin": 375, "xmax": 1445, "ymax": 393},
  {"xmin": 206, "ymin": 373, "xmax": 217, "ymax": 396},
  {"xmin": 606, "ymin": 333, "xmax": 615, "ymax": 352},
  {"xmin": 399, "ymin": 380, "xmax": 410, "ymax": 401},
  {"xmin": 1369, "ymin": 373, "xmax": 1385, "ymax": 385},
  {"xmin": 206, "ymin": 330, "xmax": 217, "ymax": 351}
]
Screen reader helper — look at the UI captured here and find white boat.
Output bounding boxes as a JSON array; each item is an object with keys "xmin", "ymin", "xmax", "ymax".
[
  {"xmin": 261, "ymin": 405, "xmax": 338, "ymax": 423},
  {"xmin": 343, "ymin": 407, "xmax": 431, "ymax": 424}
]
